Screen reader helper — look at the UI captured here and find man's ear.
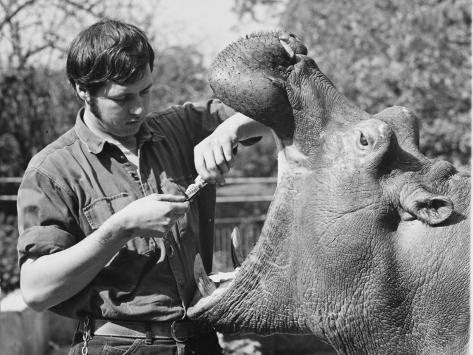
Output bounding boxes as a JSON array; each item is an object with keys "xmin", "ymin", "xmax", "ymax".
[
  {"xmin": 399, "ymin": 185, "xmax": 453, "ymax": 225},
  {"xmin": 75, "ymin": 84, "xmax": 90, "ymax": 102}
]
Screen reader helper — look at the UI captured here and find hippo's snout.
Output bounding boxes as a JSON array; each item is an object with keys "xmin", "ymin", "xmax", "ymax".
[{"xmin": 209, "ymin": 31, "xmax": 309, "ymax": 138}]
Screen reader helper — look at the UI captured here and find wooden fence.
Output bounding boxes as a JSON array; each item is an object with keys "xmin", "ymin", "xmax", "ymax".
[{"xmin": 213, "ymin": 215, "xmax": 266, "ymax": 271}]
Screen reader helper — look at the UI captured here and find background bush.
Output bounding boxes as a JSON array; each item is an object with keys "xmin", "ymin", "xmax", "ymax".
[{"xmin": 0, "ymin": 213, "xmax": 19, "ymax": 293}]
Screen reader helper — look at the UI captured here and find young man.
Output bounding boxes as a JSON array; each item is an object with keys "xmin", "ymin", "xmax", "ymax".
[{"xmin": 16, "ymin": 19, "xmax": 269, "ymax": 354}]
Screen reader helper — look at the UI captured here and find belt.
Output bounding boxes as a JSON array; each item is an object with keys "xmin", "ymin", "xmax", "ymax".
[{"xmin": 92, "ymin": 318, "xmax": 212, "ymax": 342}]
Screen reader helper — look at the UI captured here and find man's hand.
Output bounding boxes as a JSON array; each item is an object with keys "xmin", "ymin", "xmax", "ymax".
[
  {"xmin": 110, "ymin": 194, "xmax": 189, "ymax": 238},
  {"xmin": 194, "ymin": 112, "xmax": 271, "ymax": 185},
  {"xmin": 194, "ymin": 126, "xmax": 237, "ymax": 185}
]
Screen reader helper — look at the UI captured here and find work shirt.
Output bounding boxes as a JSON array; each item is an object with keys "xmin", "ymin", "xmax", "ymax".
[{"xmin": 17, "ymin": 100, "xmax": 235, "ymax": 321}]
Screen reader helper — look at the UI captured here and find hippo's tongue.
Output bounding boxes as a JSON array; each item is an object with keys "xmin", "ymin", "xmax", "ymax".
[{"xmin": 208, "ymin": 31, "xmax": 307, "ymax": 138}]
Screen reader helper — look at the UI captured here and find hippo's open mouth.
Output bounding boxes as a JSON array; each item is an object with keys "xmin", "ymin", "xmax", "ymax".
[
  {"xmin": 191, "ymin": 252, "xmax": 237, "ymax": 311},
  {"xmin": 190, "ymin": 228, "xmax": 253, "ymax": 316}
]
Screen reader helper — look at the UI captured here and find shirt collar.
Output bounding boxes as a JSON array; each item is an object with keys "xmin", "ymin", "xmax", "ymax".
[{"xmin": 74, "ymin": 108, "xmax": 164, "ymax": 154}]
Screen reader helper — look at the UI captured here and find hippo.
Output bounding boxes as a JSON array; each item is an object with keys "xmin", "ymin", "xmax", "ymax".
[{"xmin": 189, "ymin": 32, "xmax": 470, "ymax": 354}]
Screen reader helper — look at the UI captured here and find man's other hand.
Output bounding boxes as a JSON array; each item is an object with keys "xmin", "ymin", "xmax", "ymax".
[
  {"xmin": 111, "ymin": 194, "xmax": 189, "ymax": 238},
  {"xmin": 193, "ymin": 127, "xmax": 237, "ymax": 185}
]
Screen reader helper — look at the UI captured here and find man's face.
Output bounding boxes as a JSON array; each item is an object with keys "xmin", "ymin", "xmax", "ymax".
[{"xmin": 85, "ymin": 64, "xmax": 153, "ymax": 139}]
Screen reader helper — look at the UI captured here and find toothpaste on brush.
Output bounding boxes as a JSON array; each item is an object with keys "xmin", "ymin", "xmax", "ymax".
[{"xmin": 184, "ymin": 175, "xmax": 208, "ymax": 201}]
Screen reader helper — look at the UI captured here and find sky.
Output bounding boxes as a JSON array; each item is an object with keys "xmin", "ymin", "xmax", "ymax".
[{"xmin": 148, "ymin": 0, "xmax": 284, "ymax": 62}]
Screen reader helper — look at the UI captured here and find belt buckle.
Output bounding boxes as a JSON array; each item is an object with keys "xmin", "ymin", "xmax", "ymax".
[{"xmin": 171, "ymin": 320, "xmax": 188, "ymax": 343}]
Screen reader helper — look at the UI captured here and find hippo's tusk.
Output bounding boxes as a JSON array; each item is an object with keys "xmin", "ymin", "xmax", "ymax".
[
  {"xmin": 193, "ymin": 253, "xmax": 217, "ymax": 297},
  {"xmin": 209, "ymin": 270, "xmax": 239, "ymax": 285},
  {"xmin": 230, "ymin": 226, "xmax": 244, "ymax": 268},
  {"xmin": 279, "ymin": 37, "xmax": 295, "ymax": 59},
  {"xmin": 156, "ymin": 237, "xmax": 166, "ymax": 263}
]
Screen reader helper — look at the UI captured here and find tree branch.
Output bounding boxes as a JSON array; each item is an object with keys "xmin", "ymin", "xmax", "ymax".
[
  {"xmin": 53, "ymin": 0, "xmax": 106, "ymax": 17},
  {"xmin": 0, "ymin": 0, "xmax": 37, "ymax": 32}
]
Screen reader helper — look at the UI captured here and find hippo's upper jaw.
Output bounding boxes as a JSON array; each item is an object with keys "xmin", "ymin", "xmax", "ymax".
[
  {"xmin": 210, "ymin": 30, "xmax": 371, "ymax": 155},
  {"xmin": 189, "ymin": 31, "xmax": 470, "ymax": 355},
  {"xmin": 209, "ymin": 31, "xmax": 307, "ymax": 139}
]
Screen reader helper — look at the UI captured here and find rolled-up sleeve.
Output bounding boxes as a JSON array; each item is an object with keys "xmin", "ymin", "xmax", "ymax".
[
  {"xmin": 169, "ymin": 99, "xmax": 262, "ymax": 146},
  {"xmin": 175, "ymin": 99, "xmax": 235, "ymax": 145},
  {"xmin": 17, "ymin": 168, "xmax": 79, "ymax": 266}
]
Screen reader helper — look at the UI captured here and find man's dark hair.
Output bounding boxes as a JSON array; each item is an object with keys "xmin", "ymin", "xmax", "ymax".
[{"xmin": 66, "ymin": 19, "xmax": 155, "ymax": 95}]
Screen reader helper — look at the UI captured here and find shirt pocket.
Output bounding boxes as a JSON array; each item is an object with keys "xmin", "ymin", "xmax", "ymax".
[{"xmin": 83, "ymin": 192, "xmax": 133, "ymax": 230}]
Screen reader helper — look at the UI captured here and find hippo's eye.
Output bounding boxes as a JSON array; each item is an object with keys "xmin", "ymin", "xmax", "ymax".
[{"xmin": 360, "ymin": 133, "xmax": 369, "ymax": 146}]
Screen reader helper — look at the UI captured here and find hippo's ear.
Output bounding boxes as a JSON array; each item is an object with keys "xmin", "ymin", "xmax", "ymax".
[{"xmin": 399, "ymin": 186, "xmax": 454, "ymax": 225}]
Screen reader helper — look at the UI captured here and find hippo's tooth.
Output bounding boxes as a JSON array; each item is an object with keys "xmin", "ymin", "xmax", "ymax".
[
  {"xmin": 230, "ymin": 226, "xmax": 244, "ymax": 268},
  {"xmin": 194, "ymin": 254, "xmax": 217, "ymax": 297},
  {"xmin": 279, "ymin": 37, "xmax": 295, "ymax": 59},
  {"xmin": 193, "ymin": 227, "xmax": 248, "ymax": 298},
  {"xmin": 209, "ymin": 269, "xmax": 239, "ymax": 284},
  {"xmin": 156, "ymin": 237, "xmax": 166, "ymax": 263}
]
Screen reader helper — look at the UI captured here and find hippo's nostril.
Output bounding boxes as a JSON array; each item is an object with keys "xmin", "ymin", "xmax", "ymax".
[{"xmin": 360, "ymin": 132, "xmax": 369, "ymax": 146}]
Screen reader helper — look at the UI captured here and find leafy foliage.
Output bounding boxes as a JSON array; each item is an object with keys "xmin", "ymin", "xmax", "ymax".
[
  {"xmin": 151, "ymin": 45, "xmax": 212, "ymax": 108},
  {"xmin": 0, "ymin": 213, "xmax": 19, "ymax": 293},
  {"xmin": 232, "ymin": 135, "xmax": 278, "ymax": 178},
  {"xmin": 0, "ymin": 69, "xmax": 78, "ymax": 176}
]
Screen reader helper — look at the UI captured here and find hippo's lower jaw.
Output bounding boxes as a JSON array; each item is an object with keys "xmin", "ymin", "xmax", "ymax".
[{"xmin": 188, "ymin": 136, "xmax": 313, "ymax": 334}]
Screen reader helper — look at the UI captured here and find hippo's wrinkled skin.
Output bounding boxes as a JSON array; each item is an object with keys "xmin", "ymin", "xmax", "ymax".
[{"xmin": 189, "ymin": 32, "xmax": 470, "ymax": 355}]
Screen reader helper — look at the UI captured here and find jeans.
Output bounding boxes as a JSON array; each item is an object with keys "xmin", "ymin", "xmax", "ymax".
[{"xmin": 68, "ymin": 331, "xmax": 223, "ymax": 355}]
